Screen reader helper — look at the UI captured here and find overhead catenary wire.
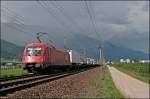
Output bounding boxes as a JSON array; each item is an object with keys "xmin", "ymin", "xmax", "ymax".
[
  {"xmin": 84, "ymin": 0, "xmax": 103, "ymax": 47},
  {"xmin": 2, "ymin": 8, "xmax": 25, "ymax": 25},
  {"xmin": 4, "ymin": 20, "xmax": 34, "ymax": 38},
  {"xmin": 50, "ymin": 1, "xmax": 85, "ymax": 33},
  {"xmin": 84, "ymin": 0, "xmax": 99, "ymax": 37},
  {"xmin": 37, "ymin": 0, "xmax": 75, "ymax": 34},
  {"xmin": 84, "ymin": 0, "xmax": 104, "ymax": 63},
  {"xmin": 2, "ymin": 7, "xmax": 34, "ymax": 37},
  {"xmin": 3, "ymin": 13, "xmax": 27, "ymax": 32},
  {"xmin": 2, "ymin": 8, "xmax": 26, "ymax": 28},
  {"xmin": 49, "ymin": 1, "xmax": 98, "ymax": 56},
  {"xmin": 4, "ymin": 7, "xmax": 26, "ymax": 22},
  {"xmin": 5, "ymin": 23, "xmax": 31, "ymax": 36},
  {"xmin": 88, "ymin": 2, "xmax": 103, "ymax": 47},
  {"xmin": 37, "ymin": 1, "xmax": 82, "ymax": 49}
]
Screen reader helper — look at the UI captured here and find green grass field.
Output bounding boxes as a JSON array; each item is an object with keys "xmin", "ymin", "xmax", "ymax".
[
  {"xmin": 89, "ymin": 66, "xmax": 124, "ymax": 98},
  {"xmin": 0, "ymin": 66, "xmax": 28, "ymax": 78},
  {"xmin": 113, "ymin": 63, "xmax": 149, "ymax": 84}
]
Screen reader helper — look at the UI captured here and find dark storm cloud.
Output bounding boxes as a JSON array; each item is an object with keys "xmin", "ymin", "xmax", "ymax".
[{"xmin": 1, "ymin": 1, "xmax": 149, "ymax": 53}]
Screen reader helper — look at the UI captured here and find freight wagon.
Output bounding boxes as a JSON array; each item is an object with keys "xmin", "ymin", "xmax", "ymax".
[
  {"xmin": 22, "ymin": 42, "xmax": 97, "ymax": 73},
  {"xmin": 68, "ymin": 50, "xmax": 86, "ymax": 65},
  {"xmin": 86, "ymin": 58, "xmax": 96, "ymax": 64}
]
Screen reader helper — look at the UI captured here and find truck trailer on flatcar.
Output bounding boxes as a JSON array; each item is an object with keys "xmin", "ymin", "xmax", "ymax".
[
  {"xmin": 68, "ymin": 50, "xmax": 86, "ymax": 65},
  {"xmin": 22, "ymin": 41, "xmax": 98, "ymax": 73}
]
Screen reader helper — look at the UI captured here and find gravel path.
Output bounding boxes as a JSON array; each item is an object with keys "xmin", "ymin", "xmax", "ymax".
[
  {"xmin": 108, "ymin": 66, "xmax": 149, "ymax": 98},
  {"xmin": 3, "ymin": 67, "xmax": 100, "ymax": 98}
]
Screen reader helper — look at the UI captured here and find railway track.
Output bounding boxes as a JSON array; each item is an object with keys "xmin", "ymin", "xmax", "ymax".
[
  {"xmin": 0, "ymin": 73, "xmax": 35, "ymax": 82},
  {"xmin": 0, "ymin": 66, "xmax": 99, "ymax": 96}
]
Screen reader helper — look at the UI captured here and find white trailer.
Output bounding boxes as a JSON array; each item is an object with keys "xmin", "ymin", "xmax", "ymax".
[
  {"xmin": 86, "ymin": 58, "xmax": 96, "ymax": 64},
  {"xmin": 68, "ymin": 50, "xmax": 86, "ymax": 64},
  {"xmin": 86, "ymin": 58, "xmax": 91, "ymax": 64}
]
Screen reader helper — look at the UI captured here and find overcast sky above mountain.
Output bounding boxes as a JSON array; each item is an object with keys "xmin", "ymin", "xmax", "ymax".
[{"xmin": 1, "ymin": 1, "xmax": 149, "ymax": 53}]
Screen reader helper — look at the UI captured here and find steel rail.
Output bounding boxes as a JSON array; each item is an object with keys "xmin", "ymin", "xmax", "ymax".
[
  {"xmin": 0, "ymin": 66, "xmax": 99, "ymax": 96},
  {"xmin": 0, "ymin": 74, "xmax": 35, "ymax": 82}
]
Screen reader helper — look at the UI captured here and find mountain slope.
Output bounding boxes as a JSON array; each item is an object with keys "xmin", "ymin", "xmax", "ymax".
[
  {"xmin": 1, "ymin": 36, "xmax": 149, "ymax": 61},
  {"xmin": 66, "ymin": 34, "xmax": 149, "ymax": 61},
  {"xmin": 109, "ymin": 33, "xmax": 149, "ymax": 54},
  {"xmin": 103, "ymin": 42, "xmax": 149, "ymax": 61},
  {"xmin": 1, "ymin": 22, "xmax": 149, "ymax": 61},
  {"xmin": 41, "ymin": 33, "xmax": 149, "ymax": 61},
  {"xmin": 1, "ymin": 39, "xmax": 24, "ymax": 59}
]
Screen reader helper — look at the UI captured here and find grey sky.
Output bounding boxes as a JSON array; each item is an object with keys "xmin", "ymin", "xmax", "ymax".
[{"xmin": 1, "ymin": 1, "xmax": 149, "ymax": 53}]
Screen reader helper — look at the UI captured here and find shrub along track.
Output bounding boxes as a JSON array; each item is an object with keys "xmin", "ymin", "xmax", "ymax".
[{"xmin": 0, "ymin": 66, "xmax": 99, "ymax": 96}]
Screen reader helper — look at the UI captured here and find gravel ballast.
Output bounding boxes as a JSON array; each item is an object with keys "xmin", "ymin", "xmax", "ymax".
[{"xmin": 5, "ymin": 67, "xmax": 100, "ymax": 98}]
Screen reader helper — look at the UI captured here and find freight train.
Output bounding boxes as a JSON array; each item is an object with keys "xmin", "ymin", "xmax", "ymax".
[{"xmin": 22, "ymin": 42, "xmax": 97, "ymax": 73}]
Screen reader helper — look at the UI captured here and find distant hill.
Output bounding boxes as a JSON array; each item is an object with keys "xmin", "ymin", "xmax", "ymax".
[
  {"xmin": 1, "ymin": 22, "xmax": 149, "ymax": 61},
  {"xmin": 1, "ymin": 35, "xmax": 149, "ymax": 61},
  {"xmin": 65, "ymin": 34, "xmax": 149, "ymax": 61},
  {"xmin": 103, "ymin": 41, "xmax": 149, "ymax": 61},
  {"xmin": 109, "ymin": 33, "xmax": 149, "ymax": 54},
  {"xmin": 1, "ymin": 39, "xmax": 24, "ymax": 59}
]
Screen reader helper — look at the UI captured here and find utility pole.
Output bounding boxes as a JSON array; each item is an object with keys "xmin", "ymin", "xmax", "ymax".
[
  {"xmin": 64, "ymin": 36, "xmax": 67, "ymax": 49},
  {"xmin": 98, "ymin": 43, "xmax": 105, "ymax": 65},
  {"xmin": 83, "ymin": 48, "xmax": 86, "ymax": 57},
  {"xmin": 83, "ymin": 48, "xmax": 86, "ymax": 63}
]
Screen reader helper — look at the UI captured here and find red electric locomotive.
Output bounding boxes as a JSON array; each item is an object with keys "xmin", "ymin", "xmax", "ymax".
[{"xmin": 22, "ymin": 42, "xmax": 70, "ymax": 73}]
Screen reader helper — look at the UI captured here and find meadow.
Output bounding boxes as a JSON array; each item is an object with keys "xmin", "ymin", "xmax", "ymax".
[
  {"xmin": 89, "ymin": 66, "xmax": 124, "ymax": 98},
  {"xmin": 113, "ymin": 63, "xmax": 149, "ymax": 84},
  {"xmin": 0, "ymin": 66, "xmax": 28, "ymax": 78}
]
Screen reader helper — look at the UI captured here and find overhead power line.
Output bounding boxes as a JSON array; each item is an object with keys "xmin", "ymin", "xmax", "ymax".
[
  {"xmin": 2, "ymin": 8, "xmax": 25, "ymax": 26},
  {"xmin": 51, "ymin": 1, "xmax": 85, "ymax": 33},
  {"xmin": 5, "ymin": 24, "xmax": 31, "ymax": 36},
  {"xmin": 2, "ymin": 7, "xmax": 34, "ymax": 37},
  {"xmin": 84, "ymin": 0, "xmax": 103, "ymax": 47},
  {"xmin": 88, "ymin": 2, "xmax": 103, "ymax": 47},
  {"xmin": 3, "ymin": 13, "xmax": 26, "ymax": 31},
  {"xmin": 84, "ymin": 0, "xmax": 99, "ymax": 36},
  {"xmin": 4, "ymin": 7, "xmax": 26, "ymax": 22},
  {"xmin": 37, "ymin": 0, "xmax": 75, "ymax": 33},
  {"xmin": 84, "ymin": 0, "xmax": 104, "ymax": 64}
]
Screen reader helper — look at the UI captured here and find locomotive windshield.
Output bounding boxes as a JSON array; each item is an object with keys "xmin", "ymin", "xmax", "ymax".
[{"xmin": 26, "ymin": 46, "xmax": 41, "ymax": 56}]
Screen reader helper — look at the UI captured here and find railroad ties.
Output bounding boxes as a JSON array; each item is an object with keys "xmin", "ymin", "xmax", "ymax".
[{"xmin": 0, "ymin": 65, "xmax": 100, "ymax": 96}]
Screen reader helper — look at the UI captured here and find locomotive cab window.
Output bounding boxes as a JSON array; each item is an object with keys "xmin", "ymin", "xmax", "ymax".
[{"xmin": 26, "ymin": 46, "xmax": 41, "ymax": 56}]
